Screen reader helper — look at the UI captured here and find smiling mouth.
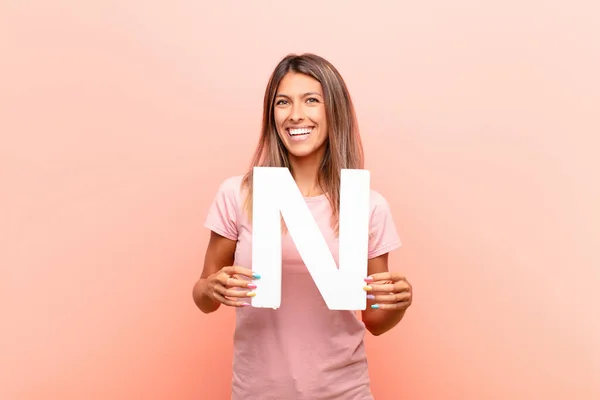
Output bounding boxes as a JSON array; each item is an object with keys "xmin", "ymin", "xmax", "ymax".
[{"xmin": 287, "ymin": 127, "xmax": 313, "ymax": 137}]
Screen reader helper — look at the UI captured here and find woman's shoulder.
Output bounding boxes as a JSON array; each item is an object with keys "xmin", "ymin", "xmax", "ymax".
[
  {"xmin": 368, "ymin": 188, "xmax": 393, "ymax": 213},
  {"xmin": 209, "ymin": 174, "xmax": 247, "ymax": 215},
  {"xmin": 214, "ymin": 174, "xmax": 246, "ymax": 196}
]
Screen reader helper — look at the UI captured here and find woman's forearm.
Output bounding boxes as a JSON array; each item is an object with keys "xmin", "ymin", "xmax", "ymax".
[
  {"xmin": 363, "ymin": 308, "xmax": 406, "ymax": 336},
  {"xmin": 192, "ymin": 278, "xmax": 220, "ymax": 314}
]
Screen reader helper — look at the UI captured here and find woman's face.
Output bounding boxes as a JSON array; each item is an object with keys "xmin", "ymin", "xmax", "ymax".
[{"xmin": 273, "ymin": 72, "xmax": 328, "ymax": 160}]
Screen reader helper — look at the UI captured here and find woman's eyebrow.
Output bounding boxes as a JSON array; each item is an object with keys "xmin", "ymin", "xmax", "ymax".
[{"xmin": 275, "ymin": 91, "xmax": 323, "ymax": 98}]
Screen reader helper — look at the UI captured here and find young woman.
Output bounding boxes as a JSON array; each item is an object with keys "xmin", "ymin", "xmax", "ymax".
[{"xmin": 193, "ymin": 53, "xmax": 413, "ymax": 400}]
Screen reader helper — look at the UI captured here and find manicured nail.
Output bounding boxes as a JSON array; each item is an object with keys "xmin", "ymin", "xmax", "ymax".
[
  {"xmin": 364, "ymin": 277, "xmax": 373, "ymax": 282},
  {"xmin": 371, "ymin": 304, "xmax": 380, "ymax": 309},
  {"xmin": 252, "ymin": 272, "xmax": 261, "ymax": 279},
  {"xmin": 363, "ymin": 286, "xmax": 372, "ymax": 291},
  {"xmin": 247, "ymin": 284, "xmax": 257, "ymax": 289},
  {"xmin": 247, "ymin": 292, "xmax": 256, "ymax": 297},
  {"xmin": 367, "ymin": 294, "xmax": 375, "ymax": 300},
  {"xmin": 241, "ymin": 302, "xmax": 251, "ymax": 307}
]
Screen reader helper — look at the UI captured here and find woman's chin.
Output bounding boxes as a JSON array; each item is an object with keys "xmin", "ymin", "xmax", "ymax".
[
  {"xmin": 280, "ymin": 137, "xmax": 327, "ymax": 161},
  {"xmin": 287, "ymin": 147, "xmax": 324, "ymax": 161}
]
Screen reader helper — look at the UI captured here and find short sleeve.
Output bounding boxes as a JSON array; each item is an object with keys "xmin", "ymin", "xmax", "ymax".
[
  {"xmin": 368, "ymin": 191, "xmax": 402, "ymax": 259},
  {"xmin": 203, "ymin": 177, "xmax": 241, "ymax": 241}
]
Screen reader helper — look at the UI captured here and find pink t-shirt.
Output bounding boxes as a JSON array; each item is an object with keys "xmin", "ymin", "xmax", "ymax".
[{"xmin": 204, "ymin": 175, "xmax": 402, "ymax": 400}]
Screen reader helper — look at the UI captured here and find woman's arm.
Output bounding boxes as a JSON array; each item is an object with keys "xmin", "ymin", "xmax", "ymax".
[{"xmin": 192, "ymin": 231, "xmax": 237, "ymax": 314}]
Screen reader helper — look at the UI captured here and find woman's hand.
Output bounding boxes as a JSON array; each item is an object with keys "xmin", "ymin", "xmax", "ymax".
[
  {"xmin": 364, "ymin": 272, "xmax": 412, "ymax": 310},
  {"xmin": 203, "ymin": 266, "xmax": 260, "ymax": 308}
]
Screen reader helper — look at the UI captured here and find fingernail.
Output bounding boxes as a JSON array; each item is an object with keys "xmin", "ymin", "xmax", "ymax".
[
  {"xmin": 247, "ymin": 292, "xmax": 256, "ymax": 297},
  {"xmin": 363, "ymin": 286, "xmax": 372, "ymax": 291},
  {"xmin": 247, "ymin": 284, "xmax": 257, "ymax": 289},
  {"xmin": 241, "ymin": 302, "xmax": 251, "ymax": 307},
  {"xmin": 367, "ymin": 294, "xmax": 375, "ymax": 300},
  {"xmin": 371, "ymin": 304, "xmax": 380, "ymax": 309},
  {"xmin": 252, "ymin": 273, "xmax": 261, "ymax": 279},
  {"xmin": 364, "ymin": 277, "xmax": 373, "ymax": 282}
]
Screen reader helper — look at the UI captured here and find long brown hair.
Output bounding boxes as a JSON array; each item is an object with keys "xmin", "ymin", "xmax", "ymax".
[{"xmin": 241, "ymin": 53, "xmax": 364, "ymax": 233}]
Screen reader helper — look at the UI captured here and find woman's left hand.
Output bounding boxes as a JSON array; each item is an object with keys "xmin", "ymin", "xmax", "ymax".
[{"xmin": 364, "ymin": 272, "xmax": 413, "ymax": 310}]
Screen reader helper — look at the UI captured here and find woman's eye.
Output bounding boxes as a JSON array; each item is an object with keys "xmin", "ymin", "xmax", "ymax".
[
  {"xmin": 306, "ymin": 97, "xmax": 319, "ymax": 103},
  {"xmin": 275, "ymin": 99, "xmax": 288, "ymax": 105}
]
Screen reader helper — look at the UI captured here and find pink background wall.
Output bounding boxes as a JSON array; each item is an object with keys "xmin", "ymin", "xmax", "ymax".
[{"xmin": 1, "ymin": 1, "xmax": 598, "ymax": 399}]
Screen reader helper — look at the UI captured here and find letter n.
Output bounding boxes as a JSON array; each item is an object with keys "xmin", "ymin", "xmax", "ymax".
[{"xmin": 251, "ymin": 167, "xmax": 370, "ymax": 310}]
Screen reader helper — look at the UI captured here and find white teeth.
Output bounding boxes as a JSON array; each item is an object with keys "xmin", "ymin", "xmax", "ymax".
[{"xmin": 289, "ymin": 127, "xmax": 312, "ymax": 136}]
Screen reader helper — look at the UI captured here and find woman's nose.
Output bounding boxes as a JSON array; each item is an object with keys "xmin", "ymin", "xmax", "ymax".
[{"xmin": 289, "ymin": 104, "xmax": 304, "ymax": 122}]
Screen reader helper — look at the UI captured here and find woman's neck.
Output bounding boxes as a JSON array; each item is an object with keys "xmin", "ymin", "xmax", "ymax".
[{"xmin": 289, "ymin": 152, "xmax": 324, "ymax": 197}]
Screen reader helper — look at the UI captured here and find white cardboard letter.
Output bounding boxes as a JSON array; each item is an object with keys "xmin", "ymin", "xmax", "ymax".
[{"xmin": 251, "ymin": 167, "xmax": 370, "ymax": 310}]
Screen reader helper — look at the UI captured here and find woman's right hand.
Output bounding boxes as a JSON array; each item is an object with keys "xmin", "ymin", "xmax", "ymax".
[{"xmin": 204, "ymin": 266, "xmax": 260, "ymax": 307}]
